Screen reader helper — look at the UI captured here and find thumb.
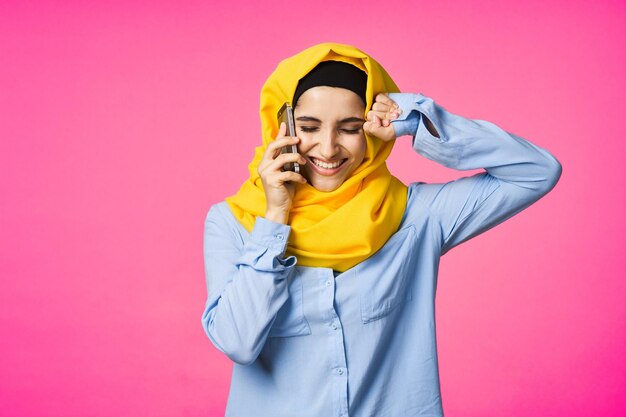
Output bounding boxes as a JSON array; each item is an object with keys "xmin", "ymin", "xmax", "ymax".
[{"xmin": 364, "ymin": 115, "xmax": 386, "ymax": 139}]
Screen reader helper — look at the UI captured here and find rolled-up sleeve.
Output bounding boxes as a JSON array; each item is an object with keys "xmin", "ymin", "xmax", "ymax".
[
  {"xmin": 390, "ymin": 92, "xmax": 562, "ymax": 255},
  {"xmin": 201, "ymin": 206, "xmax": 297, "ymax": 365}
]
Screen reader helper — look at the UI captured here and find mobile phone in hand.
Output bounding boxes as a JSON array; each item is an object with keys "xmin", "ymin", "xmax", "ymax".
[{"xmin": 276, "ymin": 102, "xmax": 301, "ymax": 173}]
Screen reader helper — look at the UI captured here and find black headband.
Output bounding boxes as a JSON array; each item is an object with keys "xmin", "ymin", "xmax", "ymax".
[{"xmin": 292, "ymin": 60, "xmax": 367, "ymax": 108}]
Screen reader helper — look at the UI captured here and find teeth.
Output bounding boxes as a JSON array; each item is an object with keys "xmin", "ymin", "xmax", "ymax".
[{"xmin": 312, "ymin": 158, "xmax": 344, "ymax": 169}]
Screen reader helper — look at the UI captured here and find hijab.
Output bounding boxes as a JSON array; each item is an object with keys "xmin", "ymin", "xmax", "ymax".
[{"xmin": 225, "ymin": 42, "xmax": 408, "ymax": 272}]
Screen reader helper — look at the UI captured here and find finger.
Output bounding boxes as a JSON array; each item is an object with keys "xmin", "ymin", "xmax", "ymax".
[
  {"xmin": 363, "ymin": 120, "xmax": 373, "ymax": 135},
  {"xmin": 276, "ymin": 170, "xmax": 308, "ymax": 184},
  {"xmin": 260, "ymin": 151, "xmax": 300, "ymax": 174},
  {"xmin": 367, "ymin": 111, "xmax": 392, "ymax": 124},
  {"xmin": 367, "ymin": 109, "xmax": 400, "ymax": 123},
  {"xmin": 259, "ymin": 151, "xmax": 303, "ymax": 176},
  {"xmin": 264, "ymin": 169, "xmax": 308, "ymax": 187},
  {"xmin": 273, "ymin": 121, "xmax": 287, "ymax": 141},
  {"xmin": 373, "ymin": 97, "xmax": 401, "ymax": 120},
  {"xmin": 375, "ymin": 93, "xmax": 398, "ymax": 109},
  {"xmin": 264, "ymin": 136, "xmax": 300, "ymax": 158},
  {"xmin": 266, "ymin": 152, "xmax": 307, "ymax": 173},
  {"xmin": 363, "ymin": 120, "xmax": 384, "ymax": 137},
  {"xmin": 363, "ymin": 119, "xmax": 394, "ymax": 142},
  {"xmin": 367, "ymin": 110, "xmax": 388, "ymax": 122},
  {"xmin": 364, "ymin": 115, "xmax": 382, "ymax": 131},
  {"xmin": 365, "ymin": 110, "xmax": 398, "ymax": 121},
  {"xmin": 268, "ymin": 122, "xmax": 291, "ymax": 151},
  {"xmin": 372, "ymin": 102, "xmax": 394, "ymax": 113},
  {"xmin": 259, "ymin": 136, "xmax": 299, "ymax": 173}
]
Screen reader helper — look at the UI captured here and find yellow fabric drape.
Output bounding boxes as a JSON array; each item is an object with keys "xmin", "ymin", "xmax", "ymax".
[{"xmin": 225, "ymin": 42, "xmax": 408, "ymax": 272}]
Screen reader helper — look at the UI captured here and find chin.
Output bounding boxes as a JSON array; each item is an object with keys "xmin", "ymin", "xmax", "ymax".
[{"xmin": 311, "ymin": 180, "xmax": 342, "ymax": 192}]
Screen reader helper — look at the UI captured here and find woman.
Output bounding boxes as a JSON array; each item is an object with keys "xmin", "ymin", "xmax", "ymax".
[{"xmin": 202, "ymin": 43, "xmax": 561, "ymax": 417}]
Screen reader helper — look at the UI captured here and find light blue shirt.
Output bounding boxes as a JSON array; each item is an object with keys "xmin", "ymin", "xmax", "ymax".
[{"xmin": 201, "ymin": 93, "xmax": 562, "ymax": 417}]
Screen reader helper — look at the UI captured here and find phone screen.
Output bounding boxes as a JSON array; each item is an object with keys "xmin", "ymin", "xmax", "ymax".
[{"xmin": 276, "ymin": 102, "xmax": 300, "ymax": 173}]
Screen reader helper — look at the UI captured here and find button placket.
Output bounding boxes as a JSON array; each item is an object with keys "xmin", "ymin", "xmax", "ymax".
[{"xmin": 319, "ymin": 269, "xmax": 348, "ymax": 417}]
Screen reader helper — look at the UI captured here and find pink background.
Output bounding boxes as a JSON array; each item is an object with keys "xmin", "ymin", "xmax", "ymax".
[{"xmin": 1, "ymin": 1, "xmax": 625, "ymax": 416}]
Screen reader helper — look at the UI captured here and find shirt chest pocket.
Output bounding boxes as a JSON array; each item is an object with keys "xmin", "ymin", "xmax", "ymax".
[
  {"xmin": 268, "ymin": 272, "xmax": 312, "ymax": 338},
  {"xmin": 358, "ymin": 225, "xmax": 417, "ymax": 324}
]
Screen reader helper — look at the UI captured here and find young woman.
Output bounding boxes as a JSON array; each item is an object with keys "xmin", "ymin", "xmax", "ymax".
[{"xmin": 201, "ymin": 42, "xmax": 561, "ymax": 417}]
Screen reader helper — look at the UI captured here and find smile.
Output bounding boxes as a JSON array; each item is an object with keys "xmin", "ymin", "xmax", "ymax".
[{"xmin": 308, "ymin": 157, "xmax": 347, "ymax": 175}]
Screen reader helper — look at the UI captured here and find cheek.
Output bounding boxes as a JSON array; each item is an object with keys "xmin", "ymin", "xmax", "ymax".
[
  {"xmin": 296, "ymin": 134, "xmax": 315, "ymax": 153},
  {"xmin": 352, "ymin": 136, "xmax": 367, "ymax": 162}
]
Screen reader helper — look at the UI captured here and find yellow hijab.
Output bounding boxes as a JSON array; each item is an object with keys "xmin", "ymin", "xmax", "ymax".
[{"xmin": 225, "ymin": 42, "xmax": 408, "ymax": 272}]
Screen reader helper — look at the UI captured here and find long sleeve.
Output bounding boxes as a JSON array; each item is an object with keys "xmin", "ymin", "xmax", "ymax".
[
  {"xmin": 201, "ymin": 205, "xmax": 297, "ymax": 365},
  {"xmin": 389, "ymin": 92, "xmax": 562, "ymax": 255}
]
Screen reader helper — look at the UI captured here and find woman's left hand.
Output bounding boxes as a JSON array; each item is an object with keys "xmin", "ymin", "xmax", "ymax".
[{"xmin": 363, "ymin": 93, "xmax": 402, "ymax": 142}]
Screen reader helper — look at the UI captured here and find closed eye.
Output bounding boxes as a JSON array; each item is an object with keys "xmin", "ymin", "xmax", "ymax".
[{"xmin": 299, "ymin": 126, "xmax": 362, "ymax": 134}]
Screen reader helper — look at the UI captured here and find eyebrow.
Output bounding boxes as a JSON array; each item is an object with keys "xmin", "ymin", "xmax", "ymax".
[{"xmin": 296, "ymin": 116, "xmax": 365, "ymax": 123}]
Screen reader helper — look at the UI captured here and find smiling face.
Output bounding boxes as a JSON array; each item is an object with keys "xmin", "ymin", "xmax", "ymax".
[{"xmin": 293, "ymin": 86, "xmax": 367, "ymax": 192}]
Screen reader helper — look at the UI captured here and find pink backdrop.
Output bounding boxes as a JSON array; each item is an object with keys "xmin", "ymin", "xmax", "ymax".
[{"xmin": 1, "ymin": 1, "xmax": 625, "ymax": 416}]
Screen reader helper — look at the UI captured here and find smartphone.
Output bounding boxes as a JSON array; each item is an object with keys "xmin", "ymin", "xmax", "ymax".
[{"xmin": 276, "ymin": 102, "xmax": 301, "ymax": 173}]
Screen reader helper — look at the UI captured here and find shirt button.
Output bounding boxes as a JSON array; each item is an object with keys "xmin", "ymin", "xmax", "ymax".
[
  {"xmin": 325, "ymin": 280, "xmax": 332, "ymax": 287},
  {"xmin": 331, "ymin": 322, "xmax": 338, "ymax": 330},
  {"xmin": 275, "ymin": 234, "xmax": 284, "ymax": 240},
  {"xmin": 337, "ymin": 368, "xmax": 344, "ymax": 375}
]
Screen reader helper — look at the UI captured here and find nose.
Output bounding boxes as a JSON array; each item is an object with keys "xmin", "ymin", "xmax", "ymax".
[{"xmin": 318, "ymin": 129, "xmax": 339, "ymax": 159}]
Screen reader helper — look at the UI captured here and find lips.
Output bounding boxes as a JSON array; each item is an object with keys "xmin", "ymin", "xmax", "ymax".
[{"xmin": 308, "ymin": 157, "xmax": 347, "ymax": 175}]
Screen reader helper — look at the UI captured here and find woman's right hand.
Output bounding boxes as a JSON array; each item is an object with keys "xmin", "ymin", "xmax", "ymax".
[{"xmin": 258, "ymin": 122, "xmax": 308, "ymax": 224}]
